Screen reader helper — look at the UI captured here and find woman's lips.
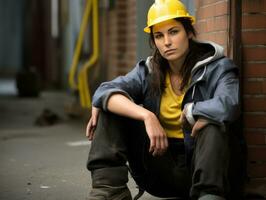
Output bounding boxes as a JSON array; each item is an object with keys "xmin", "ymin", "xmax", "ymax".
[{"xmin": 164, "ymin": 49, "xmax": 176, "ymax": 55}]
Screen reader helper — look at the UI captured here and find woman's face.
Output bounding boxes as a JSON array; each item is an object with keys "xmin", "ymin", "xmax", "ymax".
[{"xmin": 152, "ymin": 19, "xmax": 191, "ymax": 62}]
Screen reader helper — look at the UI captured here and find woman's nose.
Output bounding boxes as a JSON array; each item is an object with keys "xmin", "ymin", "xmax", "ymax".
[{"xmin": 164, "ymin": 35, "xmax": 171, "ymax": 46}]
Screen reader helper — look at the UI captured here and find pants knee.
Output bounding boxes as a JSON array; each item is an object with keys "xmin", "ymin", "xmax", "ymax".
[{"xmin": 197, "ymin": 124, "xmax": 228, "ymax": 150}]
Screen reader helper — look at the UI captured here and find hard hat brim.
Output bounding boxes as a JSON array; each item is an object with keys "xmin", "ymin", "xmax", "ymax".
[{"xmin": 144, "ymin": 16, "xmax": 195, "ymax": 33}]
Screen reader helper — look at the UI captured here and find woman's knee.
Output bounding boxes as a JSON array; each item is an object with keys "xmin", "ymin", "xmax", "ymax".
[
  {"xmin": 88, "ymin": 111, "xmax": 147, "ymax": 168},
  {"xmin": 96, "ymin": 111, "xmax": 126, "ymax": 130},
  {"xmin": 197, "ymin": 124, "xmax": 228, "ymax": 146},
  {"xmin": 194, "ymin": 124, "xmax": 229, "ymax": 162},
  {"xmin": 96, "ymin": 111, "xmax": 142, "ymax": 133}
]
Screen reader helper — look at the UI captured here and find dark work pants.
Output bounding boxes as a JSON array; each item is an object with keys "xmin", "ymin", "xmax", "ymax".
[{"xmin": 87, "ymin": 111, "xmax": 241, "ymax": 199}]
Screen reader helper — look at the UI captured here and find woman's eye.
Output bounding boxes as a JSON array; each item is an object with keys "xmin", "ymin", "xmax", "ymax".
[
  {"xmin": 170, "ymin": 30, "xmax": 179, "ymax": 35},
  {"xmin": 155, "ymin": 34, "xmax": 163, "ymax": 39}
]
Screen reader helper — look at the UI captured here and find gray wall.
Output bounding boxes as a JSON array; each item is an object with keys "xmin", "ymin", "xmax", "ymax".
[
  {"xmin": 0, "ymin": 0, "xmax": 25, "ymax": 74},
  {"xmin": 136, "ymin": 0, "xmax": 153, "ymax": 61},
  {"xmin": 61, "ymin": 0, "xmax": 84, "ymax": 85},
  {"xmin": 182, "ymin": 0, "xmax": 195, "ymax": 16}
]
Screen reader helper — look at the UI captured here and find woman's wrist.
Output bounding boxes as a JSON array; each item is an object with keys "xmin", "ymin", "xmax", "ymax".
[{"xmin": 140, "ymin": 108, "xmax": 155, "ymax": 122}]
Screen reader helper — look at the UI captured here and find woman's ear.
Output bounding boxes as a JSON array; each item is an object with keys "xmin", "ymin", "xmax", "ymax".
[
  {"xmin": 188, "ymin": 32, "xmax": 193, "ymax": 39},
  {"xmin": 149, "ymin": 35, "xmax": 156, "ymax": 48}
]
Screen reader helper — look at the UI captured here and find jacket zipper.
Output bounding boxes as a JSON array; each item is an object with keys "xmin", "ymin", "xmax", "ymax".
[{"xmin": 182, "ymin": 65, "xmax": 207, "ymax": 107}]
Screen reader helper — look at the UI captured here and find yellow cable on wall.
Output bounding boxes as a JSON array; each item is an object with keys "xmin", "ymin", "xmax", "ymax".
[{"xmin": 78, "ymin": 0, "xmax": 99, "ymax": 108}]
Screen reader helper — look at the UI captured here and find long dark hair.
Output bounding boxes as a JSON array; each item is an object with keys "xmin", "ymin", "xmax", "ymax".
[{"xmin": 149, "ymin": 18, "xmax": 210, "ymax": 96}]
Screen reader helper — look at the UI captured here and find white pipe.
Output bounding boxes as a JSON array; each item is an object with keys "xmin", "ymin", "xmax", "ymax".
[{"xmin": 51, "ymin": 0, "xmax": 59, "ymax": 38}]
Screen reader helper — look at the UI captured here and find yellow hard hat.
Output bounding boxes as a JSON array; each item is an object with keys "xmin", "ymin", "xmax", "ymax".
[{"xmin": 144, "ymin": 0, "xmax": 195, "ymax": 33}]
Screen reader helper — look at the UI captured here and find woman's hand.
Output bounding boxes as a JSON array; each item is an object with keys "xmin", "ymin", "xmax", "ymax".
[
  {"xmin": 86, "ymin": 107, "xmax": 100, "ymax": 140},
  {"xmin": 143, "ymin": 112, "xmax": 168, "ymax": 157},
  {"xmin": 180, "ymin": 111, "xmax": 209, "ymax": 137},
  {"xmin": 191, "ymin": 118, "xmax": 209, "ymax": 137}
]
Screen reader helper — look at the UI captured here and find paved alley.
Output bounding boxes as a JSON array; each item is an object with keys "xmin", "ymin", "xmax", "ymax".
[{"xmin": 0, "ymin": 80, "xmax": 162, "ymax": 200}]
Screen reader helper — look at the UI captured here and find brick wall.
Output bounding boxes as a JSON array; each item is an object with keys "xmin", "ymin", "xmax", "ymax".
[
  {"xmin": 104, "ymin": 0, "xmax": 136, "ymax": 80},
  {"xmin": 242, "ymin": 0, "xmax": 266, "ymax": 188},
  {"xmin": 194, "ymin": 0, "xmax": 229, "ymax": 53},
  {"xmin": 195, "ymin": 0, "xmax": 266, "ymax": 192}
]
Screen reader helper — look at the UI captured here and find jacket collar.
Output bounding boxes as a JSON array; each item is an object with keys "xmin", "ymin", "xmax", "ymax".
[{"xmin": 191, "ymin": 40, "xmax": 224, "ymax": 73}]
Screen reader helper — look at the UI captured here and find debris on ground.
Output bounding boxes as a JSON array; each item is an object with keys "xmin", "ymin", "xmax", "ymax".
[{"xmin": 35, "ymin": 108, "xmax": 61, "ymax": 126}]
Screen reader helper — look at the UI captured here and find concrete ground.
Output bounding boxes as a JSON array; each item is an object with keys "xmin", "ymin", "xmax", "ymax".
[{"xmin": 0, "ymin": 79, "xmax": 163, "ymax": 200}]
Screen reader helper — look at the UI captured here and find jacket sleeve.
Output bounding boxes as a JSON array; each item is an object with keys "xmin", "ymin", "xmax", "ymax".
[
  {"xmin": 92, "ymin": 61, "xmax": 148, "ymax": 111},
  {"xmin": 189, "ymin": 64, "xmax": 240, "ymax": 125}
]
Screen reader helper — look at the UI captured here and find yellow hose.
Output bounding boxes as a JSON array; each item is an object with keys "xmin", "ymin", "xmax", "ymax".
[
  {"xmin": 80, "ymin": 0, "xmax": 99, "ymax": 108},
  {"xmin": 68, "ymin": 0, "xmax": 99, "ymax": 109}
]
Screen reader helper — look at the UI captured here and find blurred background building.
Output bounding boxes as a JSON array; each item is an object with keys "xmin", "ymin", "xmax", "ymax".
[{"xmin": 0, "ymin": 0, "xmax": 265, "ymax": 196}]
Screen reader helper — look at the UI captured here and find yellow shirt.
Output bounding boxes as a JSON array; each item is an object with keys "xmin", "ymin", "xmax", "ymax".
[{"xmin": 159, "ymin": 72, "xmax": 184, "ymax": 139}]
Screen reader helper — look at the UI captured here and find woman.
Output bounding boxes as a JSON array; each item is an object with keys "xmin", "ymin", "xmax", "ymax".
[{"xmin": 86, "ymin": 0, "xmax": 243, "ymax": 199}]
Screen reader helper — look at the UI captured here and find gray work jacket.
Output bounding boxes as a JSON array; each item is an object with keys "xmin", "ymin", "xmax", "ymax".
[{"xmin": 92, "ymin": 41, "xmax": 240, "ymax": 129}]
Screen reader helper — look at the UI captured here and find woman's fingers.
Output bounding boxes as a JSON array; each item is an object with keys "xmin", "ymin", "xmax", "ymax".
[
  {"xmin": 86, "ymin": 119, "xmax": 93, "ymax": 138},
  {"xmin": 154, "ymin": 136, "xmax": 161, "ymax": 156},
  {"xmin": 86, "ymin": 117, "xmax": 97, "ymax": 140},
  {"xmin": 149, "ymin": 132, "xmax": 168, "ymax": 156},
  {"xmin": 163, "ymin": 136, "xmax": 168, "ymax": 153},
  {"xmin": 191, "ymin": 118, "xmax": 209, "ymax": 137},
  {"xmin": 86, "ymin": 107, "xmax": 100, "ymax": 141},
  {"xmin": 144, "ymin": 112, "xmax": 168, "ymax": 156},
  {"xmin": 149, "ymin": 136, "xmax": 156, "ymax": 153},
  {"xmin": 88, "ymin": 125, "xmax": 96, "ymax": 141}
]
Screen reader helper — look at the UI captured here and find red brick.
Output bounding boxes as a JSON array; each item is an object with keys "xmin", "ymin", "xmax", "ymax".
[
  {"xmin": 117, "ymin": 61, "xmax": 127, "ymax": 68},
  {"xmin": 214, "ymin": 1, "xmax": 228, "ymax": 16},
  {"xmin": 104, "ymin": 0, "xmax": 137, "ymax": 79},
  {"xmin": 263, "ymin": 81, "xmax": 266, "ymax": 94},
  {"xmin": 248, "ymin": 163, "xmax": 266, "ymax": 178},
  {"xmin": 116, "ymin": 69, "xmax": 127, "ymax": 76},
  {"xmin": 248, "ymin": 146, "xmax": 266, "ymax": 161},
  {"xmin": 197, "ymin": 1, "xmax": 228, "ymax": 19},
  {"xmin": 194, "ymin": 0, "xmax": 200, "ymax": 9},
  {"xmin": 245, "ymin": 131, "xmax": 266, "ymax": 145},
  {"xmin": 203, "ymin": 0, "xmax": 226, "ymax": 6},
  {"xmin": 117, "ymin": 44, "xmax": 126, "ymax": 52},
  {"xmin": 243, "ymin": 80, "xmax": 262, "ymax": 95},
  {"xmin": 214, "ymin": 31, "xmax": 228, "ymax": 45},
  {"xmin": 208, "ymin": 32, "xmax": 216, "ymax": 42},
  {"xmin": 116, "ymin": 1, "xmax": 127, "ymax": 8},
  {"xmin": 206, "ymin": 18, "xmax": 215, "ymax": 32},
  {"xmin": 242, "ymin": 14, "xmax": 266, "ymax": 29},
  {"xmin": 198, "ymin": 32, "xmax": 228, "ymax": 46},
  {"xmin": 243, "ymin": 47, "xmax": 266, "ymax": 62},
  {"xmin": 242, "ymin": 30, "xmax": 266, "ymax": 45},
  {"xmin": 198, "ymin": 33, "xmax": 213, "ymax": 41},
  {"xmin": 117, "ymin": 11, "xmax": 127, "ymax": 18},
  {"xmin": 197, "ymin": 5, "xmax": 215, "ymax": 19},
  {"xmin": 205, "ymin": 16, "xmax": 228, "ymax": 32},
  {"xmin": 243, "ymin": 97, "xmax": 266, "ymax": 112},
  {"xmin": 214, "ymin": 15, "xmax": 228, "ymax": 31},
  {"xmin": 244, "ymin": 113, "xmax": 266, "ymax": 128},
  {"xmin": 243, "ymin": 63, "xmax": 266, "ymax": 78},
  {"xmin": 117, "ymin": 19, "xmax": 127, "ymax": 27},
  {"xmin": 195, "ymin": 20, "xmax": 207, "ymax": 33},
  {"xmin": 242, "ymin": 0, "xmax": 266, "ymax": 13}
]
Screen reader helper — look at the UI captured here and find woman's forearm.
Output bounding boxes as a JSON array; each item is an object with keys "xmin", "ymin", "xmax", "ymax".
[
  {"xmin": 107, "ymin": 93, "xmax": 168, "ymax": 156},
  {"xmin": 107, "ymin": 94, "xmax": 153, "ymax": 121}
]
